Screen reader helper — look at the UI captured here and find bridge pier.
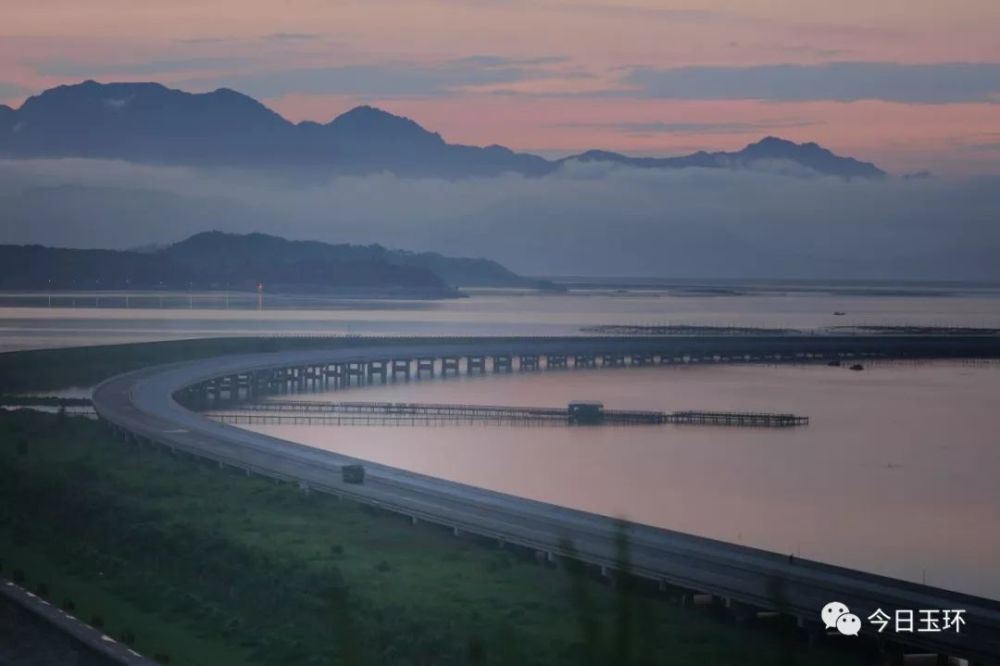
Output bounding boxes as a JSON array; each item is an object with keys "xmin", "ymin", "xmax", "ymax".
[
  {"xmin": 325, "ymin": 363, "xmax": 345, "ymax": 389},
  {"xmin": 602, "ymin": 353, "xmax": 625, "ymax": 367},
  {"xmin": 249, "ymin": 371, "xmax": 263, "ymax": 397},
  {"xmin": 268, "ymin": 370, "xmax": 281, "ymax": 392},
  {"xmin": 226, "ymin": 375, "xmax": 240, "ymax": 402},
  {"xmin": 346, "ymin": 362, "xmax": 366, "ymax": 385},
  {"xmin": 534, "ymin": 550, "xmax": 557, "ymax": 566},
  {"xmin": 631, "ymin": 353, "xmax": 653, "ymax": 366},
  {"xmin": 547, "ymin": 354, "xmax": 567, "ymax": 369},
  {"xmin": 391, "ymin": 359, "xmax": 411, "ymax": 380},
  {"xmin": 691, "ymin": 593, "xmax": 717, "ymax": 608},
  {"xmin": 467, "ymin": 356, "xmax": 487, "ymax": 373},
  {"xmin": 234, "ymin": 373, "xmax": 250, "ymax": 399},
  {"xmin": 367, "ymin": 360, "xmax": 388, "ymax": 383},
  {"xmin": 213, "ymin": 377, "xmax": 228, "ymax": 402}
]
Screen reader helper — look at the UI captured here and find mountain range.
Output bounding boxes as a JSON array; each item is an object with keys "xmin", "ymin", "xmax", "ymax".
[
  {"xmin": 0, "ymin": 231, "xmax": 548, "ymax": 293},
  {"xmin": 0, "ymin": 81, "xmax": 886, "ymax": 179}
]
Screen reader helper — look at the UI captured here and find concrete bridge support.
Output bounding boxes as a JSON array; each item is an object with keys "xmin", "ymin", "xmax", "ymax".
[
  {"xmin": 547, "ymin": 354, "xmax": 567, "ymax": 368},
  {"xmin": 602, "ymin": 353, "xmax": 625, "ymax": 367},
  {"xmin": 416, "ymin": 358, "xmax": 436, "ymax": 377},
  {"xmin": 226, "ymin": 375, "xmax": 241, "ymax": 401},
  {"xmin": 367, "ymin": 360, "xmax": 388, "ymax": 383},
  {"xmin": 631, "ymin": 353, "xmax": 653, "ymax": 366},
  {"xmin": 326, "ymin": 363, "xmax": 345, "ymax": 388},
  {"xmin": 346, "ymin": 362, "xmax": 366, "ymax": 385},
  {"xmin": 391, "ymin": 359, "xmax": 411, "ymax": 380},
  {"xmin": 442, "ymin": 356, "xmax": 461, "ymax": 376}
]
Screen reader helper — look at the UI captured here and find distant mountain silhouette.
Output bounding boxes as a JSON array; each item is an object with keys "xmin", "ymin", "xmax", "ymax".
[
  {"xmin": 0, "ymin": 231, "xmax": 545, "ymax": 293},
  {"xmin": 0, "ymin": 81, "xmax": 885, "ymax": 179},
  {"xmin": 561, "ymin": 137, "xmax": 885, "ymax": 179},
  {"xmin": 0, "ymin": 104, "xmax": 14, "ymax": 132}
]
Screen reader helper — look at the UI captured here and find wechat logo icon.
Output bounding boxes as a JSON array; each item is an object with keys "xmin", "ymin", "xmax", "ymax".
[{"xmin": 822, "ymin": 601, "xmax": 861, "ymax": 637}]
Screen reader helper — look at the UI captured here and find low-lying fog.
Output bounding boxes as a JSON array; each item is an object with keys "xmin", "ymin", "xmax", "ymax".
[{"xmin": 0, "ymin": 158, "xmax": 997, "ymax": 281}]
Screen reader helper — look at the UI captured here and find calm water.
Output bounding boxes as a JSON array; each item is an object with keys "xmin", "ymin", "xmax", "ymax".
[
  {"xmin": 3, "ymin": 287, "xmax": 1000, "ymax": 351},
  {"xmin": 248, "ymin": 361, "xmax": 1000, "ymax": 600},
  {"xmin": 6, "ymin": 287, "xmax": 999, "ymax": 599}
]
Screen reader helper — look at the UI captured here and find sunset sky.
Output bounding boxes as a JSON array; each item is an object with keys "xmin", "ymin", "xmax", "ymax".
[{"xmin": 1, "ymin": 0, "xmax": 998, "ymax": 173}]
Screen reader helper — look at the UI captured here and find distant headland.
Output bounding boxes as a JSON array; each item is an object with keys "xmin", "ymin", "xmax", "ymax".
[{"xmin": 0, "ymin": 231, "xmax": 554, "ymax": 297}]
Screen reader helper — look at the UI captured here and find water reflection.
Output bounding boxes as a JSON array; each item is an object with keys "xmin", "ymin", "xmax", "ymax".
[{"xmin": 247, "ymin": 360, "xmax": 1000, "ymax": 600}]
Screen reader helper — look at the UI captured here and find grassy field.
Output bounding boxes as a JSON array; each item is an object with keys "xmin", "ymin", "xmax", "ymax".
[{"xmin": 0, "ymin": 409, "xmax": 861, "ymax": 665}]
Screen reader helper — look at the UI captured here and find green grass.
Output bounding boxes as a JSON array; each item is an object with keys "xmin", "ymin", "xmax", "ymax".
[
  {"xmin": 0, "ymin": 409, "xmax": 856, "ymax": 665},
  {"xmin": 0, "ymin": 541, "xmax": 249, "ymax": 665}
]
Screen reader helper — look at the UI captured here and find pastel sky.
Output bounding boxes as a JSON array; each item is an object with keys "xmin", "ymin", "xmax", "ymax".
[{"xmin": 2, "ymin": 0, "xmax": 998, "ymax": 173}]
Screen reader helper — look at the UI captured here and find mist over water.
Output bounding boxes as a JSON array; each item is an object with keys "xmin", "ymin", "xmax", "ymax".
[
  {"xmin": 1, "ymin": 158, "xmax": 999, "ymax": 281},
  {"xmin": 2, "ymin": 287, "xmax": 1000, "ymax": 351}
]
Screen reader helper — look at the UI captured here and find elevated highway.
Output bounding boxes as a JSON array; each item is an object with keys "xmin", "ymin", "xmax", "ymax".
[{"xmin": 92, "ymin": 336, "xmax": 1000, "ymax": 664}]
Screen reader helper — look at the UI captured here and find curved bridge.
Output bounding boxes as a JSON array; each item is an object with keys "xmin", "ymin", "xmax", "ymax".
[{"xmin": 93, "ymin": 336, "xmax": 1000, "ymax": 664}]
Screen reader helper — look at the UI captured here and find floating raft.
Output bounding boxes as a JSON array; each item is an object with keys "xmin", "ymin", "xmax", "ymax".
[
  {"xmin": 205, "ymin": 400, "xmax": 808, "ymax": 428},
  {"xmin": 663, "ymin": 410, "xmax": 808, "ymax": 427}
]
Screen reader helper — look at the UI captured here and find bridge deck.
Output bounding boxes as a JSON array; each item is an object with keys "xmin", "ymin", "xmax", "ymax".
[{"xmin": 92, "ymin": 336, "xmax": 1000, "ymax": 664}]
